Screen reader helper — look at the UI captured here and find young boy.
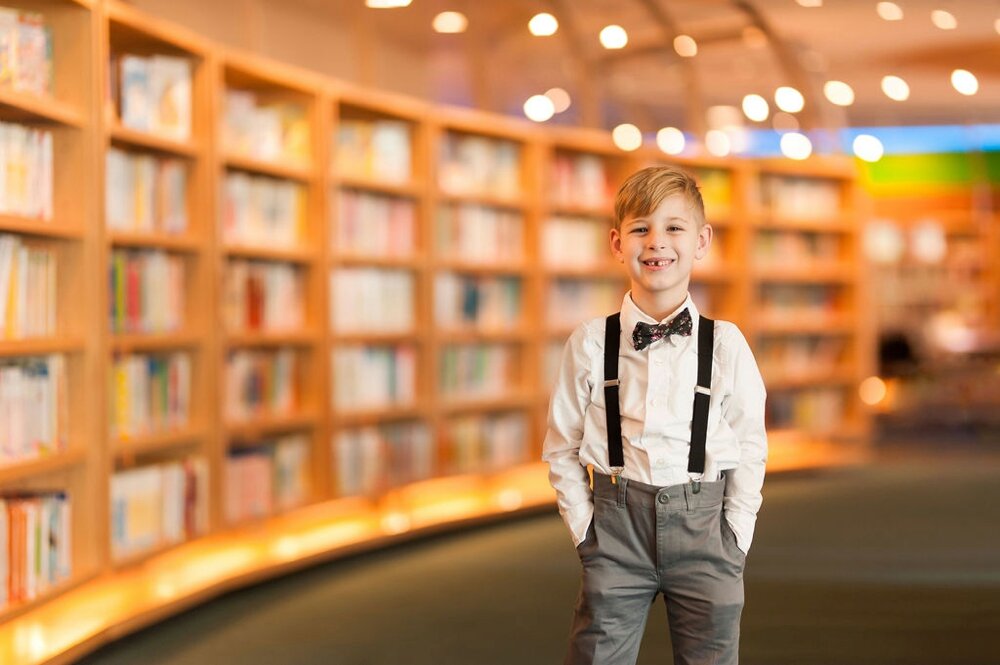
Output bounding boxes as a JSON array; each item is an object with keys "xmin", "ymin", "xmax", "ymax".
[{"xmin": 543, "ymin": 165, "xmax": 767, "ymax": 665}]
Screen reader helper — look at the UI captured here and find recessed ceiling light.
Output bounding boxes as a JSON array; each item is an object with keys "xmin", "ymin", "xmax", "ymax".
[
  {"xmin": 433, "ymin": 11, "xmax": 467, "ymax": 34},
  {"xmin": 365, "ymin": 0, "xmax": 411, "ymax": 7},
  {"xmin": 931, "ymin": 10, "xmax": 957, "ymax": 30},
  {"xmin": 529, "ymin": 13, "xmax": 558, "ymax": 36},
  {"xmin": 612, "ymin": 123, "xmax": 642, "ymax": 151},
  {"xmin": 876, "ymin": 2, "xmax": 903, "ymax": 21},
  {"xmin": 824, "ymin": 80, "xmax": 855, "ymax": 106},
  {"xmin": 775, "ymin": 86, "xmax": 805, "ymax": 113},
  {"xmin": 674, "ymin": 35, "xmax": 697, "ymax": 57},
  {"xmin": 951, "ymin": 69, "xmax": 978, "ymax": 96},
  {"xmin": 523, "ymin": 95, "xmax": 555, "ymax": 122},
  {"xmin": 656, "ymin": 127, "xmax": 685, "ymax": 155},
  {"xmin": 600, "ymin": 25, "xmax": 628, "ymax": 50},
  {"xmin": 742, "ymin": 94, "xmax": 769, "ymax": 122},
  {"xmin": 881, "ymin": 75, "xmax": 910, "ymax": 101},
  {"xmin": 705, "ymin": 130, "xmax": 731, "ymax": 157},
  {"xmin": 780, "ymin": 132, "xmax": 812, "ymax": 160},
  {"xmin": 545, "ymin": 88, "xmax": 571, "ymax": 113},
  {"xmin": 853, "ymin": 134, "xmax": 884, "ymax": 162}
]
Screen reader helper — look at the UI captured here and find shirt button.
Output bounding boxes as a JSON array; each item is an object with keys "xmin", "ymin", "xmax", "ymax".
[{"xmin": 657, "ymin": 493, "xmax": 670, "ymax": 504}]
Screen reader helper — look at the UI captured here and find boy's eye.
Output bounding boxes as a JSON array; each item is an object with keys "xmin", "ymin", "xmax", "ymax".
[{"xmin": 630, "ymin": 227, "xmax": 647, "ymax": 233}]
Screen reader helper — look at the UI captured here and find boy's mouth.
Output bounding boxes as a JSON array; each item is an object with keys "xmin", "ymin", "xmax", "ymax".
[{"xmin": 642, "ymin": 258, "xmax": 674, "ymax": 268}]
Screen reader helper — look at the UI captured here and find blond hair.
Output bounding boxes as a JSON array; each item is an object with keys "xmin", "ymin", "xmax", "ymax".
[{"xmin": 613, "ymin": 166, "xmax": 705, "ymax": 230}]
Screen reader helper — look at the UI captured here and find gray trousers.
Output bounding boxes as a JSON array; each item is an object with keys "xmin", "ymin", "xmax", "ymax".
[{"xmin": 566, "ymin": 473, "xmax": 746, "ymax": 665}]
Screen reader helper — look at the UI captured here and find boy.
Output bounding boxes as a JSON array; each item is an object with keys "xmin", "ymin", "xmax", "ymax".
[{"xmin": 542, "ymin": 166, "xmax": 767, "ymax": 665}]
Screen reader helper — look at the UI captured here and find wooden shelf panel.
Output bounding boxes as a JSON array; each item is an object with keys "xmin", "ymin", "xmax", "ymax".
[
  {"xmin": 225, "ymin": 330, "xmax": 321, "ymax": 347},
  {"xmin": 437, "ymin": 191, "xmax": 528, "ymax": 212},
  {"xmin": 225, "ymin": 411, "xmax": 320, "ymax": 439},
  {"xmin": 753, "ymin": 316, "xmax": 856, "ymax": 336},
  {"xmin": 753, "ymin": 214, "xmax": 853, "ymax": 233},
  {"xmin": 437, "ymin": 329, "xmax": 529, "ymax": 343},
  {"xmin": 109, "ymin": 122, "xmax": 200, "ymax": 158},
  {"xmin": 336, "ymin": 175, "xmax": 422, "ymax": 198},
  {"xmin": 0, "ymin": 337, "xmax": 85, "ymax": 357},
  {"xmin": 0, "ymin": 215, "xmax": 83, "ymax": 239},
  {"xmin": 0, "ymin": 88, "xmax": 86, "ymax": 127},
  {"xmin": 223, "ymin": 244, "xmax": 319, "ymax": 263},
  {"xmin": 110, "ymin": 331, "xmax": 203, "ymax": 352},
  {"xmin": 0, "ymin": 448, "xmax": 87, "ymax": 485},
  {"xmin": 334, "ymin": 404, "xmax": 425, "ymax": 427},
  {"xmin": 435, "ymin": 260, "xmax": 528, "ymax": 276},
  {"xmin": 223, "ymin": 154, "xmax": 314, "ymax": 182},
  {"xmin": 438, "ymin": 393, "xmax": 536, "ymax": 415},
  {"xmin": 333, "ymin": 254, "xmax": 424, "ymax": 269},
  {"xmin": 109, "ymin": 231, "xmax": 202, "ymax": 252},
  {"xmin": 752, "ymin": 264, "xmax": 856, "ymax": 284},
  {"xmin": 543, "ymin": 264, "xmax": 622, "ymax": 279},
  {"xmin": 331, "ymin": 331, "xmax": 420, "ymax": 345},
  {"xmin": 546, "ymin": 202, "xmax": 613, "ymax": 218},
  {"xmin": 112, "ymin": 427, "xmax": 205, "ymax": 459}
]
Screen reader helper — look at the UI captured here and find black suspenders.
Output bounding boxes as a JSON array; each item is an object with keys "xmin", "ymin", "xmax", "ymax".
[{"xmin": 603, "ymin": 312, "xmax": 715, "ymax": 489}]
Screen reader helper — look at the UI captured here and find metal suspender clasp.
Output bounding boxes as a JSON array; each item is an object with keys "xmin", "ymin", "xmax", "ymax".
[
  {"xmin": 604, "ymin": 379, "xmax": 620, "ymax": 388},
  {"xmin": 610, "ymin": 466, "xmax": 624, "ymax": 485},
  {"xmin": 694, "ymin": 385, "xmax": 710, "ymax": 396},
  {"xmin": 691, "ymin": 480, "xmax": 702, "ymax": 494}
]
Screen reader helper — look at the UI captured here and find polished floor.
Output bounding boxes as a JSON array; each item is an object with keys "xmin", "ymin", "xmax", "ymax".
[{"xmin": 80, "ymin": 445, "xmax": 1000, "ymax": 665}]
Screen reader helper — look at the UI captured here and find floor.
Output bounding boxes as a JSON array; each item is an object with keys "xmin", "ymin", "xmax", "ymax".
[{"xmin": 79, "ymin": 444, "xmax": 1000, "ymax": 665}]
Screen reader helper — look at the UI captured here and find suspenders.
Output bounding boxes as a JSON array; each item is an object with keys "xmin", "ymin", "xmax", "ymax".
[{"xmin": 603, "ymin": 312, "xmax": 715, "ymax": 491}]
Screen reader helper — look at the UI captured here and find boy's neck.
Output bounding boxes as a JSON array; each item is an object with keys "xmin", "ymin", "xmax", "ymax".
[{"xmin": 631, "ymin": 286, "xmax": 689, "ymax": 322}]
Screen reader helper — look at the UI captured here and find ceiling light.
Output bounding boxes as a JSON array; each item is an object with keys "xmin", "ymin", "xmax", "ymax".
[
  {"xmin": 796, "ymin": 0, "xmax": 822, "ymax": 6},
  {"xmin": 772, "ymin": 112, "xmax": 799, "ymax": 133},
  {"xmin": 523, "ymin": 95, "xmax": 555, "ymax": 122},
  {"xmin": 673, "ymin": 35, "xmax": 697, "ymax": 57},
  {"xmin": 705, "ymin": 130, "xmax": 731, "ymax": 157},
  {"xmin": 951, "ymin": 69, "xmax": 978, "ymax": 96},
  {"xmin": 742, "ymin": 94, "xmax": 769, "ymax": 122},
  {"xmin": 529, "ymin": 13, "xmax": 558, "ymax": 36},
  {"xmin": 931, "ymin": 10, "xmax": 957, "ymax": 30},
  {"xmin": 612, "ymin": 123, "xmax": 642, "ymax": 151},
  {"xmin": 780, "ymin": 132, "xmax": 812, "ymax": 160},
  {"xmin": 656, "ymin": 127, "xmax": 685, "ymax": 155},
  {"xmin": 852, "ymin": 134, "xmax": 884, "ymax": 162},
  {"xmin": 876, "ymin": 2, "xmax": 903, "ymax": 21},
  {"xmin": 545, "ymin": 87, "xmax": 571, "ymax": 113},
  {"xmin": 774, "ymin": 86, "xmax": 805, "ymax": 113},
  {"xmin": 433, "ymin": 11, "xmax": 467, "ymax": 33},
  {"xmin": 600, "ymin": 25, "xmax": 628, "ymax": 50},
  {"xmin": 365, "ymin": 0, "xmax": 411, "ymax": 7},
  {"xmin": 881, "ymin": 75, "xmax": 910, "ymax": 101},
  {"xmin": 823, "ymin": 80, "xmax": 855, "ymax": 106}
]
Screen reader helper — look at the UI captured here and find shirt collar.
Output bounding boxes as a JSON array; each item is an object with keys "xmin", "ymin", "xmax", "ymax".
[{"xmin": 620, "ymin": 292, "xmax": 699, "ymax": 350}]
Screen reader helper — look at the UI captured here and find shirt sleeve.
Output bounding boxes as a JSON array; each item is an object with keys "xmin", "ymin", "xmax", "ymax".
[
  {"xmin": 720, "ymin": 325, "xmax": 768, "ymax": 555},
  {"xmin": 541, "ymin": 323, "xmax": 596, "ymax": 547}
]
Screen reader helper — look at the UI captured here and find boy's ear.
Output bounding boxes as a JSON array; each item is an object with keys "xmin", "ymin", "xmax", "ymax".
[
  {"xmin": 609, "ymin": 228, "xmax": 624, "ymax": 261},
  {"xmin": 694, "ymin": 223, "xmax": 713, "ymax": 260}
]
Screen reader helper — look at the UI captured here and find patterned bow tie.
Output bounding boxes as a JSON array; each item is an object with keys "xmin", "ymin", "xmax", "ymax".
[{"xmin": 632, "ymin": 308, "xmax": 693, "ymax": 350}]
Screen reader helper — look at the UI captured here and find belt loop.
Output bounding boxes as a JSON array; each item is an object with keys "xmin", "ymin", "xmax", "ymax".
[{"xmin": 617, "ymin": 476, "xmax": 628, "ymax": 508}]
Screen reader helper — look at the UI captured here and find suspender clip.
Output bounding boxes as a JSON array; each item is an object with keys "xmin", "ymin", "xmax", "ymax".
[
  {"xmin": 694, "ymin": 385, "xmax": 710, "ymax": 396},
  {"xmin": 610, "ymin": 467, "xmax": 624, "ymax": 485},
  {"xmin": 691, "ymin": 480, "xmax": 702, "ymax": 494},
  {"xmin": 603, "ymin": 379, "xmax": 620, "ymax": 388}
]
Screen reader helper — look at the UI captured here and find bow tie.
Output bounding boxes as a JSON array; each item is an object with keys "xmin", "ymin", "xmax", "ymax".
[{"xmin": 632, "ymin": 308, "xmax": 693, "ymax": 350}]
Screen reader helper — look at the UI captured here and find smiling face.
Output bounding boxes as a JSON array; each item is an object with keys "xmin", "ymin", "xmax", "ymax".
[{"xmin": 610, "ymin": 194, "xmax": 712, "ymax": 320}]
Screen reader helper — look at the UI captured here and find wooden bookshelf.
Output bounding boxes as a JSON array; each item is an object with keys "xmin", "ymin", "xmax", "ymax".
[{"xmin": 0, "ymin": 1, "xmax": 876, "ymax": 657}]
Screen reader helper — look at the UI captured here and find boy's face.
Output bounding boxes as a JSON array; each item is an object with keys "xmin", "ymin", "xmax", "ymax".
[{"xmin": 610, "ymin": 194, "xmax": 712, "ymax": 311}]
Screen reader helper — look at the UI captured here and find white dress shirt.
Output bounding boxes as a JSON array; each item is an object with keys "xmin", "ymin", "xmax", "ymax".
[{"xmin": 542, "ymin": 292, "xmax": 768, "ymax": 554}]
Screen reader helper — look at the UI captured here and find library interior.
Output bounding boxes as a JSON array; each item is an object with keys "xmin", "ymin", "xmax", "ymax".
[{"xmin": 0, "ymin": 0, "xmax": 998, "ymax": 663}]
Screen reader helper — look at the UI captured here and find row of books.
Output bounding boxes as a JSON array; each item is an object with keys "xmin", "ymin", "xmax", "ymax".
[
  {"xmin": 546, "ymin": 278, "xmax": 624, "ymax": 328},
  {"xmin": 447, "ymin": 411, "xmax": 528, "ymax": 474},
  {"xmin": 332, "ymin": 345, "xmax": 417, "ymax": 411},
  {"xmin": 223, "ymin": 90, "xmax": 310, "ymax": 165},
  {"xmin": 435, "ymin": 204, "xmax": 524, "ymax": 264},
  {"xmin": 693, "ymin": 168, "xmax": 734, "ymax": 219},
  {"xmin": 222, "ymin": 172, "xmax": 307, "ymax": 248},
  {"xmin": 0, "ymin": 121, "xmax": 52, "ymax": 220},
  {"xmin": 434, "ymin": 273, "xmax": 522, "ymax": 331},
  {"xmin": 0, "ymin": 355, "xmax": 66, "ymax": 464},
  {"xmin": 550, "ymin": 153, "xmax": 611, "ymax": 210},
  {"xmin": 0, "ymin": 492, "xmax": 70, "ymax": 608},
  {"xmin": 110, "ymin": 457, "xmax": 208, "ymax": 560},
  {"xmin": 0, "ymin": 8, "xmax": 52, "ymax": 98},
  {"xmin": 757, "ymin": 337, "xmax": 845, "ymax": 379},
  {"xmin": 225, "ymin": 349, "xmax": 297, "ymax": 421},
  {"xmin": 754, "ymin": 230, "xmax": 842, "ymax": 265},
  {"xmin": 112, "ymin": 54, "xmax": 192, "ymax": 141},
  {"xmin": 542, "ymin": 217, "xmax": 610, "ymax": 268},
  {"xmin": 109, "ymin": 352, "xmax": 191, "ymax": 439},
  {"xmin": 329, "ymin": 268, "xmax": 414, "ymax": 333},
  {"xmin": 766, "ymin": 387, "xmax": 846, "ymax": 433},
  {"xmin": 758, "ymin": 284, "xmax": 843, "ymax": 321},
  {"xmin": 106, "ymin": 148, "xmax": 188, "ymax": 234},
  {"xmin": 758, "ymin": 175, "xmax": 842, "ymax": 220},
  {"xmin": 439, "ymin": 344, "xmax": 518, "ymax": 399},
  {"xmin": 335, "ymin": 118, "xmax": 412, "ymax": 184},
  {"xmin": 0, "ymin": 234, "xmax": 55, "ymax": 339},
  {"xmin": 225, "ymin": 435, "xmax": 310, "ymax": 523},
  {"xmin": 336, "ymin": 189, "xmax": 416, "ymax": 258},
  {"xmin": 438, "ymin": 132, "xmax": 520, "ymax": 199},
  {"xmin": 333, "ymin": 422, "xmax": 433, "ymax": 496},
  {"xmin": 109, "ymin": 249, "xmax": 185, "ymax": 334},
  {"xmin": 224, "ymin": 260, "xmax": 305, "ymax": 333}
]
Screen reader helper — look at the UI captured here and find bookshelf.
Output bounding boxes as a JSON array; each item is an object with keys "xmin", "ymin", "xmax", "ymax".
[{"xmin": 0, "ymin": 1, "xmax": 874, "ymax": 656}]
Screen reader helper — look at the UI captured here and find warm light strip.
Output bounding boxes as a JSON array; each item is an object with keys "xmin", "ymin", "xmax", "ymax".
[{"xmin": 0, "ymin": 445, "xmax": 861, "ymax": 665}]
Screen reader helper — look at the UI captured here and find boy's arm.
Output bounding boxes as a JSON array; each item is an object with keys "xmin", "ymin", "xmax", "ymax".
[
  {"xmin": 541, "ymin": 325, "xmax": 594, "ymax": 548},
  {"xmin": 721, "ymin": 326, "xmax": 768, "ymax": 555}
]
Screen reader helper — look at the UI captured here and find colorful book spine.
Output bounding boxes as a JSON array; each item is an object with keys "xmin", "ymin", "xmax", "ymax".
[
  {"xmin": 108, "ymin": 249, "xmax": 185, "ymax": 334},
  {"xmin": 335, "ymin": 118, "xmax": 412, "ymax": 183},
  {"xmin": 225, "ymin": 434, "xmax": 310, "ymax": 522},
  {"xmin": 224, "ymin": 259, "xmax": 305, "ymax": 333},
  {"xmin": 225, "ymin": 349, "xmax": 297, "ymax": 421},
  {"xmin": 542, "ymin": 216, "xmax": 608, "ymax": 268},
  {"xmin": 117, "ymin": 53, "xmax": 192, "ymax": 140},
  {"xmin": 0, "ymin": 121, "xmax": 53, "ymax": 220},
  {"xmin": 223, "ymin": 89, "xmax": 310, "ymax": 164},
  {"xmin": 434, "ymin": 273, "xmax": 522, "ymax": 331},
  {"xmin": 446, "ymin": 412, "xmax": 528, "ymax": 474},
  {"xmin": 438, "ymin": 132, "xmax": 521, "ymax": 198},
  {"xmin": 766, "ymin": 387, "xmax": 846, "ymax": 433},
  {"xmin": 551, "ymin": 152, "xmax": 610, "ymax": 210},
  {"xmin": 438, "ymin": 344, "xmax": 517, "ymax": 399},
  {"xmin": 436, "ymin": 204, "xmax": 524, "ymax": 264},
  {"xmin": 109, "ymin": 352, "xmax": 191, "ymax": 439},
  {"xmin": 759, "ymin": 175, "xmax": 842, "ymax": 220},
  {"xmin": 330, "ymin": 268, "xmax": 414, "ymax": 333},
  {"xmin": 0, "ymin": 9, "xmax": 53, "ymax": 97},
  {"xmin": 336, "ymin": 189, "xmax": 416, "ymax": 258},
  {"xmin": 0, "ymin": 234, "xmax": 56, "ymax": 339},
  {"xmin": 332, "ymin": 345, "xmax": 416, "ymax": 411},
  {"xmin": 0, "ymin": 354, "xmax": 67, "ymax": 463},
  {"xmin": 222, "ymin": 172, "xmax": 306, "ymax": 248},
  {"xmin": 0, "ymin": 491, "xmax": 71, "ymax": 608},
  {"xmin": 333, "ymin": 421, "xmax": 432, "ymax": 497},
  {"xmin": 105, "ymin": 148, "xmax": 188, "ymax": 234},
  {"xmin": 546, "ymin": 278, "xmax": 624, "ymax": 328}
]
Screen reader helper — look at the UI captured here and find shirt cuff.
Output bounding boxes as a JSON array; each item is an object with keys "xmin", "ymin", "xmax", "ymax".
[
  {"xmin": 724, "ymin": 510, "xmax": 757, "ymax": 555},
  {"xmin": 561, "ymin": 501, "xmax": 594, "ymax": 547}
]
